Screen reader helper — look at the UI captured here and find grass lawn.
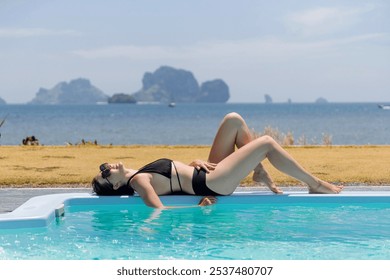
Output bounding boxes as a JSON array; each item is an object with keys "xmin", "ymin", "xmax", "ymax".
[{"xmin": 1, "ymin": 145, "xmax": 390, "ymax": 187}]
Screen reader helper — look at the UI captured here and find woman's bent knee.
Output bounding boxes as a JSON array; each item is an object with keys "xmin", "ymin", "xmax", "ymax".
[
  {"xmin": 257, "ymin": 135, "xmax": 277, "ymax": 149},
  {"xmin": 223, "ymin": 112, "xmax": 245, "ymax": 125}
]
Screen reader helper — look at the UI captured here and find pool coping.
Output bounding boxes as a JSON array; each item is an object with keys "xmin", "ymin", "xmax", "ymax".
[{"xmin": 1, "ymin": 188, "xmax": 390, "ymax": 229}]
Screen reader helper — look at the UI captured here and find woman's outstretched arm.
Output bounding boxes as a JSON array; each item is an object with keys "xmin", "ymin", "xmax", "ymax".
[
  {"xmin": 132, "ymin": 174, "xmax": 217, "ymax": 209},
  {"xmin": 131, "ymin": 175, "xmax": 165, "ymax": 208}
]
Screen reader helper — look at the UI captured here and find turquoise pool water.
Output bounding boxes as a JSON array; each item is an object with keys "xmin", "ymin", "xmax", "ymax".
[{"xmin": 1, "ymin": 201, "xmax": 390, "ymax": 260}]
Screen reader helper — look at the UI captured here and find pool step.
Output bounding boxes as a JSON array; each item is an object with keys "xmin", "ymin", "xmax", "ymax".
[{"xmin": 55, "ymin": 204, "xmax": 65, "ymax": 217}]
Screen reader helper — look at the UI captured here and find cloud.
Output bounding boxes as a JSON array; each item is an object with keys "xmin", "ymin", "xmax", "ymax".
[
  {"xmin": 72, "ymin": 45, "xmax": 180, "ymax": 60},
  {"xmin": 285, "ymin": 5, "xmax": 376, "ymax": 36},
  {"xmin": 0, "ymin": 28, "xmax": 80, "ymax": 38},
  {"xmin": 71, "ymin": 33, "xmax": 387, "ymax": 62}
]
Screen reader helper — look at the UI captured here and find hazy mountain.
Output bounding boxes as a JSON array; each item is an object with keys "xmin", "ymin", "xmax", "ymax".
[
  {"xmin": 29, "ymin": 78, "xmax": 108, "ymax": 104},
  {"xmin": 28, "ymin": 67, "xmax": 230, "ymax": 105},
  {"xmin": 197, "ymin": 79, "xmax": 229, "ymax": 103},
  {"xmin": 315, "ymin": 97, "xmax": 329, "ymax": 104},
  {"xmin": 108, "ymin": 93, "xmax": 137, "ymax": 104},
  {"xmin": 131, "ymin": 66, "xmax": 230, "ymax": 103}
]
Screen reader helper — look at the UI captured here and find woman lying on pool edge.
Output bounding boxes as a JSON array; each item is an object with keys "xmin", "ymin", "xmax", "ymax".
[{"xmin": 92, "ymin": 112, "xmax": 343, "ymax": 209}]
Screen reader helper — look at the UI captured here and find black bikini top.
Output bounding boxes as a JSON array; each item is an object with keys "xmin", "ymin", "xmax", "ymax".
[{"xmin": 126, "ymin": 158, "xmax": 183, "ymax": 193}]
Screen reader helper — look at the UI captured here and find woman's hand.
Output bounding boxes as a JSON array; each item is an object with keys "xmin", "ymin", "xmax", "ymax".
[
  {"xmin": 198, "ymin": 196, "xmax": 217, "ymax": 206},
  {"xmin": 189, "ymin": 159, "xmax": 217, "ymax": 173}
]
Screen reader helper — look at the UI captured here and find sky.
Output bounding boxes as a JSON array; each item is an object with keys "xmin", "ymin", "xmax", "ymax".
[{"xmin": 0, "ymin": 0, "xmax": 389, "ymax": 104}]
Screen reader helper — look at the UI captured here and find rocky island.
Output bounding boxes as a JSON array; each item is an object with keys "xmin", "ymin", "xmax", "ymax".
[
  {"xmin": 108, "ymin": 93, "xmax": 137, "ymax": 104},
  {"xmin": 315, "ymin": 97, "xmax": 329, "ymax": 104},
  {"xmin": 29, "ymin": 78, "xmax": 109, "ymax": 105},
  {"xmin": 0, "ymin": 97, "xmax": 6, "ymax": 105},
  {"xmin": 28, "ymin": 66, "xmax": 230, "ymax": 104},
  {"xmin": 131, "ymin": 66, "xmax": 230, "ymax": 103}
]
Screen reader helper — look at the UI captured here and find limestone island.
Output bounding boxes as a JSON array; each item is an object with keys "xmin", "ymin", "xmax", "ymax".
[{"xmin": 28, "ymin": 66, "xmax": 230, "ymax": 105}]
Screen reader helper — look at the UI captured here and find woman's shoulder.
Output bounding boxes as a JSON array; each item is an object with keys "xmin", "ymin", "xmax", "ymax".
[
  {"xmin": 130, "ymin": 172, "xmax": 152, "ymax": 182},
  {"xmin": 128, "ymin": 173, "xmax": 154, "ymax": 191}
]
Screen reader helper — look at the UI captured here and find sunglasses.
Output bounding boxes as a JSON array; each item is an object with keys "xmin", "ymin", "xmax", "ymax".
[{"xmin": 99, "ymin": 163, "xmax": 112, "ymax": 185}]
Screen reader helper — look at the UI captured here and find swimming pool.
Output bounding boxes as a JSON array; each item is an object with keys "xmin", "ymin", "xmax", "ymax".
[{"xmin": 1, "ymin": 191, "xmax": 390, "ymax": 260}]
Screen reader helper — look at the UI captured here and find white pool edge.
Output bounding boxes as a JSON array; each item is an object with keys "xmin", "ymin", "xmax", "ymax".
[{"xmin": 1, "ymin": 191, "xmax": 390, "ymax": 229}]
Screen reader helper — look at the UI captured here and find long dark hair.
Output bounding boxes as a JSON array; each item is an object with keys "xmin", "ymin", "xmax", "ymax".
[{"xmin": 91, "ymin": 177, "xmax": 135, "ymax": 196}]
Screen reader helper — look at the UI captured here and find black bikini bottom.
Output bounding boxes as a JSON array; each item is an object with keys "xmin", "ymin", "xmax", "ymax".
[{"xmin": 192, "ymin": 168, "xmax": 221, "ymax": 196}]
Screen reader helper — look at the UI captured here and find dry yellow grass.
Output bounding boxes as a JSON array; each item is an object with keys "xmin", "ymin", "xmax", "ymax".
[{"xmin": 0, "ymin": 145, "xmax": 390, "ymax": 187}]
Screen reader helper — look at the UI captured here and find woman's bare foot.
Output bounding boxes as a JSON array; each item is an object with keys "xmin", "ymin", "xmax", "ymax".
[
  {"xmin": 309, "ymin": 180, "xmax": 343, "ymax": 194},
  {"xmin": 253, "ymin": 163, "xmax": 283, "ymax": 194}
]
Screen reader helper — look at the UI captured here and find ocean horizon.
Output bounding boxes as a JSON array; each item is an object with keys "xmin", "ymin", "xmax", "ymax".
[{"xmin": 0, "ymin": 102, "xmax": 389, "ymax": 146}]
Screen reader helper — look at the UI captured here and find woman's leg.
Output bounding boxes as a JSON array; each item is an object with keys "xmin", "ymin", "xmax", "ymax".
[
  {"xmin": 206, "ymin": 135, "xmax": 343, "ymax": 195},
  {"xmin": 208, "ymin": 112, "xmax": 281, "ymax": 193},
  {"xmin": 208, "ymin": 112, "xmax": 252, "ymax": 163}
]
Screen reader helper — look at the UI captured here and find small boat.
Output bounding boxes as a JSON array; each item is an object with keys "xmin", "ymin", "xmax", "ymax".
[
  {"xmin": 168, "ymin": 102, "xmax": 176, "ymax": 107},
  {"xmin": 378, "ymin": 104, "xmax": 390, "ymax": 110}
]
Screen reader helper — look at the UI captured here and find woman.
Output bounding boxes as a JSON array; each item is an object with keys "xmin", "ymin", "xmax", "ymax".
[{"xmin": 92, "ymin": 112, "xmax": 343, "ymax": 208}]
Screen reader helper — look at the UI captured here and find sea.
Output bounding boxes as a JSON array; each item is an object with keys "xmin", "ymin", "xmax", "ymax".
[{"xmin": 0, "ymin": 103, "xmax": 389, "ymax": 146}]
